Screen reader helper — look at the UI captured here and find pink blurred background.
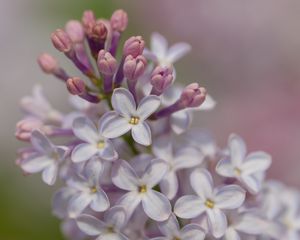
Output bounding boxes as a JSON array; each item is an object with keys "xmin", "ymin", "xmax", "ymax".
[{"xmin": 0, "ymin": 1, "xmax": 299, "ymax": 237}]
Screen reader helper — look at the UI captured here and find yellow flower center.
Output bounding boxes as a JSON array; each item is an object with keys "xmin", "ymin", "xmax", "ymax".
[
  {"xmin": 50, "ymin": 152, "xmax": 60, "ymax": 160},
  {"xmin": 139, "ymin": 185, "xmax": 147, "ymax": 193},
  {"xmin": 173, "ymin": 237, "xmax": 181, "ymax": 240},
  {"xmin": 107, "ymin": 226, "xmax": 115, "ymax": 233},
  {"xmin": 129, "ymin": 116, "xmax": 140, "ymax": 125},
  {"xmin": 234, "ymin": 167, "xmax": 242, "ymax": 176},
  {"xmin": 97, "ymin": 140, "xmax": 105, "ymax": 149},
  {"xmin": 205, "ymin": 199, "xmax": 215, "ymax": 209},
  {"xmin": 90, "ymin": 186, "xmax": 97, "ymax": 193}
]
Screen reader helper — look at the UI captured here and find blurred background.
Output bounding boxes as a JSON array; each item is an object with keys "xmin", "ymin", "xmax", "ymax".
[{"xmin": 1, "ymin": 0, "xmax": 300, "ymax": 239}]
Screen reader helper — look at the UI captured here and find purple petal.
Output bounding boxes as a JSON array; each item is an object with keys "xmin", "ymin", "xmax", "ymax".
[
  {"xmin": 131, "ymin": 122, "xmax": 152, "ymax": 146},
  {"xmin": 111, "ymin": 88, "xmax": 136, "ymax": 118}
]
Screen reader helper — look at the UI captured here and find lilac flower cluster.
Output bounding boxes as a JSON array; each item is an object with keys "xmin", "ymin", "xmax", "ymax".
[{"xmin": 15, "ymin": 9, "xmax": 300, "ymax": 240}]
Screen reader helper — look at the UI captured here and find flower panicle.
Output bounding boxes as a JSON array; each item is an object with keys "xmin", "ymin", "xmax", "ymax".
[{"xmin": 15, "ymin": 9, "xmax": 300, "ymax": 240}]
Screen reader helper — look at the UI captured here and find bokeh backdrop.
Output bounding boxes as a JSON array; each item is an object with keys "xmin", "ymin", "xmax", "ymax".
[{"xmin": 1, "ymin": 0, "xmax": 300, "ymax": 239}]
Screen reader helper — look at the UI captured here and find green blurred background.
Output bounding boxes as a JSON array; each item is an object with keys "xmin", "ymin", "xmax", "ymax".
[{"xmin": 1, "ymin": 0, "xmax": 300, "ymax": 239}]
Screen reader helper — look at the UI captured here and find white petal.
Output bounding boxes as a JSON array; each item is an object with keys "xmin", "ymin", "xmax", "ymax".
[
  {"xmin": 207, "ymin": 208, "xmax": 227, "ymax": 238},
  {"xmin": 42, "ymin": 163, "xmax": 58, "ymax": 185},
  {"xmin": 142, "ymin": 189, "xmax": 171, "ymax": 221},
  {"xmin": 137, "ymin": 95, "xmax": 160, "ymax": 120},
  {"xmin": 174, "ymin": 195, "xmax": 205, "ymax": 219},
  {"xmin": 68, "ymin": 193, "xmax": 92, "ymax": 218},
  {"xmin": 97, "ymin": 233, "xmax": 128, "ymax": 240},
  {"xmin": 99, "ymin": 140, "xmax": 118, "ymax": 161},
  {"xmin": 190, "ymin": 169, "xmax": 214, "ymax": 200},
  {"xmin": 90, "ymin": 189, "xmax": 110, "ymax": 212},
  {"xmin": 170, "ymin": 110, "xmax": 192, "ymax": 135},
  {"xmin": 112, "ymin": 160, "xmax": 139, "ymax": 191},
  {"xmin": 180, "ymin": 224, "xmax": 206, "ymax": 240},
  {"xmin": 112, "ymin": 88, "xmax": 136, "ymax": 118},
  {"xmin": 215, "ymin": 185, "xmax": 245, "ymax": 210},
  {"xmin": 142, "ymin": 159, "xmax": 168, "ymax": 188},
  {"xmin": 21, "ymin": 155, "xmax": 52, "ymax": 173},
  {"xmin": 242, "ymin": 151, "xmax": 271, "ymax": 175},
  {"xmin": 151, "ymin": 32, "xmax": 168, "ymax": 60},
  {"xmin": 158, "ymin": 213, "xmax": 180, "ymax": 237},
  {"xmin": 72, "ymin": 117, "xmax": 99, "ymax": 144},
  {"xmin": 198, "ymin": 94, "xmax": 216, "ymax": 111},
  {"xmin": 240, "ymin": 174, "xmax": 261, "ymax": 194},
  {"xmin": 235, "ymin": 215, "xmax": 266, "ymax": 235},
  {"xmin": 166, "ymin": 42, "xmax": 191, "ymax": 63},
  {"xmin": 83, "ymin": 158, "xmax": 103, "ymax": 182},
  {"xmin": 76, "ymin": 214, "xmax": 105, "ymax": 236},
  {"xmin": 152, "ymin": 135, "xmax": 173, "ymax": 160},
  {"xmin": 116, "ymin": 191, "xmax": 141, "ymax": 219},
  {"xmin": 72, "ymin": 143, "xmax": 98, "ymax": 163},
  {"xmin": 224, "ymin": 228, "xmax": 240, "ymax": 240},
  {"xmin": 131, "ymin": 122, "xmax": 152, "ymax": 146},
  {"xmin": 215, "ymin": 158, "xmax": 235, "ymax": 177},
  {"xmin": 31, "ymin": 130, "xmax": 54, "ymax": 155},
  {"xmin": 174, "ymin": 147, "xmax": 203, "ymax": 170},
  {"xmin": 229, "ymin": 134, "xmax": 246, "ymax": 167},
  {"xmin": 100, "ymin": 112, "xmax": 132, "ymax": 138},
  {"xmin": 104, "ymin": 206, "xmax": 127, "ymax": 230},
  {"xmin": 160, "ymin": 171, "xmax": 178, "ymax": 200}
]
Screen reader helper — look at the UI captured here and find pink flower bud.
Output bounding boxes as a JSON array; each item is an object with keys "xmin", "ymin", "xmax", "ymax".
[
  {"xmin": 123, "ymin": 36, "xmax": 145, "ymax": 58},
  {"xmin": 66, "ymin": 77, "xmax": 86, "ymax": 95},
  {"xmin": 15, "ymin": 118, "xmax": 43, "ymax": 141},
  {"xmin": 91, "ymin": 21, "xmax": 107, "ymax": 40},
  {"xmin": 37, "ymin": 53, "xmax": 58, "ymax": 74},
  {"xmin": 123, "ymin": 55, "xmax": 147, "ymax": 81},
  {"xmin": 82, "ymin": 10, "xmax": 96, "ymax": 35},
  {"xmin": 65, "ymin": 20, "xmax": 85, "ymax": 43},
  {"xmin": 180, "ymin": 83, "xmax": 207, "ymax": 108},
  {"xmin": 110, "ymin": 9, "xmax": 128, "ymax": 32},
  {"xmin": 151, "ymin": 66, "xmax": 174, "ymax": 94},
  {"xmin": 51, "ymin": 29, "xmax": 73, "ymax": 53},
  {"xmin": 97, "ymin": 50, "xmax": 118, "ymax": 76}
]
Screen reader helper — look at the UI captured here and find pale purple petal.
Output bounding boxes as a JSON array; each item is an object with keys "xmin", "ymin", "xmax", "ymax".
[
  {"xmin": 229, "ymin": 134, "xmax": 246, "ymax": 167},
  {"xmin": 100, "ymin": 112, "xmax": 132, "ymax": 139},
  {"xmin": 158, "ymin": 213, "xmax": 180, "ymax": 237},
  {"xmin": 104, "ymin": 206, "xmax": 127, "ymax": 230},
  {"xmin": 151, "ymin": 32, "xmax": 168, "ymax": 60},
  {"xmin": 240, "ymin": 174, "xmax": 261, "ymax": 194},
  {"xmin": 207, "ymin": 208, "xmax": 227, "ymax": 238},
  {"xmin": 170, "ymin": 110, "xmax": 192, "ymax": 135},
  {"xmin": 174, "ymin": 195, "xmax": 205, "ymax": 219},
  {"xmin": 31, "ymin": 130, "xmax": 54, "ymax": 155},
  {"xmin": 166, "ymin": 42, "xmax": 191, "ymax": 63},
  {"xmin": 112, "ymin": 88, "xmax": 136, "ymax": 118},
  {"xmin": 224, "ymin": 228, "xmax": 240, "ymax": 240},
  {"xmin": 142, "ymin": 159, "xmax": 168, "ymax": 188},
  {"xmin": 72, "ymin": 143, "xmax": 98, "ymax": 163},
  {"xmin": 68, "ymin": 193, "xmax": 92, "ymax": 218},
  {"xmin": 90, "ymin": 189, "xmax": 110, "ymax": 212},
  {"xmin": 152, "ymin": 135, "xmax": 173, "ymax": 161},
  {"xmin": 21, "ymin": 155, "xmax": 52, "ymax": 173},
  {"xmin": 141, "ymin": 189, "xmax": 171, "ymax": 221},
  {"xmin": 235, "ymin": 215, "xmax": 266, "ymax": 235},
  {"xmin": 137, "ymin": 95, "xmax": 160, "ymax": 120},
  {"xmin": 242, "ymin": 151, "xmax": 271, "ymax": 175},
  {"xmin": 83, "ymin": 158, "xmax": 103, "ymax": 182},
  {"xmin": 180, "ymin": 224, "xmax": 205, "ymax": 240},
  {"xmin": 76, "ymin": 214, "xmax": 105, "ymax": 236},
  {"xmin": 160, "ymin": 171, "xmax": 178, "ymax": 200},
  {"xmin": 112, "ymin": 160, "xmax": 139, "ymax": 191},
  {"xmin": 215, "ymin": 185, "xmax": 245, "ymax": 210},
  {"xmin": 190, "ymin": 169, "xmax": 214, "ymax": 200},
  {"xmin": 174, "ymin": 147, "xmax": 203, "ymax": 170},
  {"xmin": 131, "ymin": 122, "xmax": 152, "ymax": 146},
  {"xmin": 52, "ymin": 187, "xmax": 76, "ymax": 218},
  {"xmin": 216, "ymin": 158, "xmax": 235, "ymax": 177},
  {"xmin": 116, "ymin": 191, "xmax": 141, "ymax": 219},
  {"xmin": 97, "ymin": 234, "xmax": 128, "ymax": 240},
  {"xmin": 42, "ymin": 163, "xmax": 58, "ymax": 185},
  {"xmin": 150, "ymin": 238, "xmax": 167, "ymax": 240},
  {"xmin": 99, "ymin": 140, "xmax": 118, "ymax": 161},
  {"xmin": 72, "ymin": 117, "xmax": 99, "ymax": 144}
]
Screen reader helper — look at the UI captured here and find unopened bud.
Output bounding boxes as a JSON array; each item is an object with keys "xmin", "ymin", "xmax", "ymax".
[
  {"xmin": 97, "ymin": 50, "xmax": 118, "ymax": 76},
  {"xmin": 180, "ymin": 83, "xmax": 206, "ymax": 108},
  {"xmin": 82, "ymin": 10, "xmax": 96, "ymax": 35},
  {"xmin": 15, "ymin": 118, "xmax": 43, "ymax": 141},
  {"xmin": 65, "ymin": 20, "xmax": 85, "ymax": 43},
  {"xmin": 123, "ymin": 55, "xmax": 147, "ymax": 81},
  {"xmin": 51, "ymin": 29, "xmax": 73, "ymax": 53},
  {"xmin": 151, "ymin": 66, "xmax": 173, "ymax": 94},
  {"xmin": 111, "ymin": 9, "xmax": 128, "ymax": 32},
  {"xmin": 66, "ymin": 77, "xmax": 86, "ymax": 95},
  {"xmin": 91, "ymin": 21, "xmax": 107, "ymax": 40},
  {"xmin": 37, "ymin": 53, "xmax": 58, "ymax": 74},
  {"xmin": 123, "ymin": 36, "xmax": 145, "ymax": 58}
]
